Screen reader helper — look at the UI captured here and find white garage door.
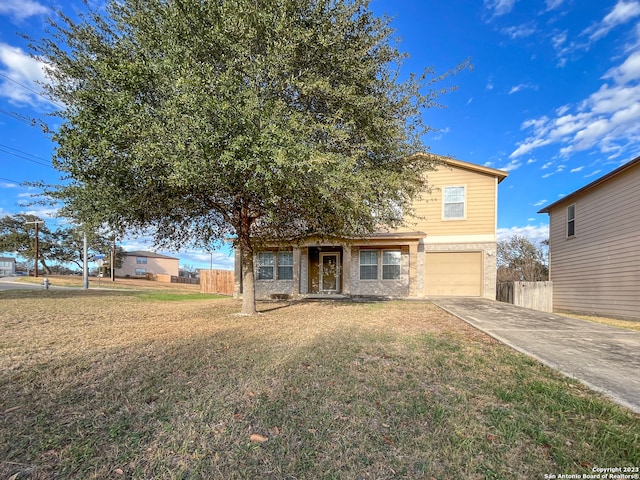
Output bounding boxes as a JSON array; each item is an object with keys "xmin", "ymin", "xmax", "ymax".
[{"xmin": 425, "ymin": 252, "xmax": 483, "ymax": 296}]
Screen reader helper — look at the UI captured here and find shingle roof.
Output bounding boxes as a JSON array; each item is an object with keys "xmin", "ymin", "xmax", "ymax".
[{"xmin": 125, "ymin": 250, "xmax": 179, "ymax": 260}]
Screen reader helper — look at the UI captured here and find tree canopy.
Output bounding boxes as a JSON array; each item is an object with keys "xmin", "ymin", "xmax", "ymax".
[
  {"xmin": 497, "ymin": 235, "xmax": 549, "ymax": 282},
  {"xmin": 35, "ymin": 0, "xmax": 467, "ymax": 313},
  {"xmin": 0, "ymin": 214, "xmax": 124, "ymax": 273}
]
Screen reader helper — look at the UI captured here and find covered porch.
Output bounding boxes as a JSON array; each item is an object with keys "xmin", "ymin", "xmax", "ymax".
[{"xmin": 234, "ymin": 233, "xmax": 425, "ymax": 300}]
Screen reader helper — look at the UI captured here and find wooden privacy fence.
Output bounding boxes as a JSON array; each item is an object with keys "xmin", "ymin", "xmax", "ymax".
[
  {"xmin": 497, "ymin": 281, "xmax": 553, "ymax": 313},
  {"xmin": 200, "ymin": 269, "xmax": 234, "ymax": 296}
]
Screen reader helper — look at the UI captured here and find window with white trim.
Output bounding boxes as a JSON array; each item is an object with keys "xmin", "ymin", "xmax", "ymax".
[
  {"xmin": 256, "ymin": 250, "xmax": 294, "ymax": 281},
  {"xmin": 257, "ymin": 252, "xmax": 275, "ymax": 280},
  {"xmin": 277, "ymin": 251, "xmax": 293, "ymax": 280},
  {"xmin": 567, "ymin": 204, "xmax": 575, "ymax": 237},
  {"xmin": 359, "ymin": 250, "xmax": 378, "ymax": 280},
  {"xmin": 443, "ymin": 186, "xmax": 466, "ymax": 220},
  {"xmin": 136, "ymin": 257, "xmax": 147, "ymax": 264},
  {"xmin": 135, "ymin": 268, "xmax": 146, "ymax": 275},
  {"xmin": 382, "ymin": 250, "xmax": 401, "ymax": 279}
]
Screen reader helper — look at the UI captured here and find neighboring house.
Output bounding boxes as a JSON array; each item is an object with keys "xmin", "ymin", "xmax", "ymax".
[
  {"xmin": 234, "ymin": 155, "xmax": 508, "ymax": 300},
  {"xmin": 538, "ymin": 155, "xmax": 640, "ymax": 321},
  {"xmin": 115, "ymin": 251, "xmax": 179, "ymax": 278},
  {"xmin": 0, "ymin": 257, "xmax": 16, "ymax": 277}
]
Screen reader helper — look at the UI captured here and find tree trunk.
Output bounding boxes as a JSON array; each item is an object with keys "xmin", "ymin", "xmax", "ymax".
[
  {"xmin": 40, "ymin": 258, "xmax": 51, "ymax": 275},
  {"xmin": 241, "ymin": 246, "xmax": 257, "ymax": 315}
]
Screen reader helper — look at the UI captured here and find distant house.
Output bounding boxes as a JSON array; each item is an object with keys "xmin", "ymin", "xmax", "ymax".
[
  {"xmin": 0, "ymin": 257, "xmax": 16, "ymax": 277},
  {"xmin": 115, "ymin": 251, "xmax": 179, "ymax": 278},
  {"xmin": 538, "ymin": 155, "xmax": 640, "ymax": 320},
  {"xmin": 234, "ymin": 155, "xmax": 508, "ymax": 300}
]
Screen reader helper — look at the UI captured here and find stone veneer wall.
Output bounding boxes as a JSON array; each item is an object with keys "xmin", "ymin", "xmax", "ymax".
[{"xmin": 349, "ymin": 246, "xmax": 410, "ymax": 297}]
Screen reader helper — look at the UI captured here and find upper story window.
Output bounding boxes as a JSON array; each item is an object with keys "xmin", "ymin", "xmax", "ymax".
[
  {"xmin": 443, "ymin": 186, "xmax": 466, "ymax": 220},
  {"xmin": 567, "ymin": 204, "xmax": 575, "ymax": 237},
  {"xmin": 136, "ymin": 257, "xmax": 147, "ymax": 264}
]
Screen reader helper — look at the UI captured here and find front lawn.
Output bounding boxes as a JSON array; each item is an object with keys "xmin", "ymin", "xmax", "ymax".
[{"xmin": 1, "ymin": 291, "xmax": 637, "ymax": 479}]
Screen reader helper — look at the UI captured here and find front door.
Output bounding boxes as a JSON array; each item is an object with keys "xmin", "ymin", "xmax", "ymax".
[{"xmin": 319, "ymin": 252, "xmax": 340, "ymax": 293}]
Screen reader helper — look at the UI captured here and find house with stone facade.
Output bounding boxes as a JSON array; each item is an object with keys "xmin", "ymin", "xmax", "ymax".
[{"xmin": 234, "ymin": 155, "xmax": 508, "ymax": 300}]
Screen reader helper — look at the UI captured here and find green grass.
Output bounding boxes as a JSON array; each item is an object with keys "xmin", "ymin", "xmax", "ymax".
[
  {"xmin": 1, "ymin": 292, "xmax": 638, "ymax": 479},
  {"xmin": 137, "ymin": 292, "xmax": 226, "ymax": 301}
]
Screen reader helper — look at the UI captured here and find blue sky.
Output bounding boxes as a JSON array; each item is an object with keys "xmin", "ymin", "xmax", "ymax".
[{"xmin": 1, "ymin": 0, "xmax": 639, "ymax": 270}]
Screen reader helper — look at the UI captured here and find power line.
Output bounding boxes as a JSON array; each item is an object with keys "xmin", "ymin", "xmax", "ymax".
[
  {"xmin": 0, "ymin": 145, "xmax": 54, "ymax": 169},
  {"xmin": 0, "ymin": 108, "xmax": 37, "ymax": 126},
  {"xmin": 0, "ymin": 143, "xmax": 52, "ymax": 163},
  {"xmin": 0, "ymin": 175, "xmax": 23, "ymax": 184},
  {"xmin": 0, "ymin": 72, "xmax": 64, "ymax": 109}
]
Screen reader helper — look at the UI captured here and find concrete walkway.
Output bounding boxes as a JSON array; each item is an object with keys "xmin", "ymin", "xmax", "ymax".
[{"xmin": 432, "ymin": 297, "xmax": 640, "ymax": 414}]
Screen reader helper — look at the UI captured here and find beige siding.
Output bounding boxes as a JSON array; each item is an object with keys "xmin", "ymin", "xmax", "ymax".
[
  {"xmin": 117, "ymin": 255, "xmax": 179, "ymax": 277},
  {"xmin": 398, "ymin": 164, "xmax": 498, "ymax": 237},
  {"xmin": 547, "ymin": 165, "xmax": 640, "ymax": 320}
]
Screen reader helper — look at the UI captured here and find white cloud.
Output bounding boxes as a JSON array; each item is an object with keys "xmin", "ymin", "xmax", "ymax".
[
  {"xmin": 497, "ymin": 159, "xmax": 522, "ymax": 171},
  {"xmin": 545, "ymin": 0, "xmax": 565, "ymax": 10},
  {"xmin": 570, "ymin": 166, "xmax": 584, "ymax": 173},
  {"xmin": 497, "ymin": 224, "xmax": 550, "ymax": 244},
  {"xmin": 585, "ymin": 169, "xmax": 602, "ymax": 177},
  {"xmin": 588, "ymin": 0, "xmax": 640, "ymax": 41},
  {"xmin": 0, "ymin": 42, "xmax": 51, "ymax": 107},
  {"xmin": 501, "ymin": 23, "xmax": 537, "ymax": 39},
  {"xmin": 486, "ymin": 76, "xmax": 495, "ymax": 90},
  {"xmin": 484, "ymin": 0, "xmax": 517, "ymax": 17},
  {"xmin": 0, "ymin": 0, "xmax": 48, "ymax": 21},
  {"xmin": 509, "ymin": 83, "xmax": 538, "ymax": 95},
  {"xmin": 603, "ymin": 50, "xmax": 640, "ymax": 84},
  {"xmin": 510, "ymin": 38, "xmax": 640, "ymax": 159},
  {"xmin": 533, "ymin": 199, "xmax": 548, "ymax": 207},
  {"xmin": 0, "ymin": 181, "xmax": 18, "ymax": 188}
]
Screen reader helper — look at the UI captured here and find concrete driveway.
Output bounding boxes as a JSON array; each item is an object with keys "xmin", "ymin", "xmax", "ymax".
[{"xmin": 432, "ymin": 297, "xmax": 640, "ymax": 414}]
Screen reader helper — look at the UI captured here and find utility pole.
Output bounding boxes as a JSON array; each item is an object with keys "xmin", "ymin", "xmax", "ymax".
[
  {"xmin": 111, "ymin": 237, "xmax": 116, "ymax": 282},
  {"xmin": 83, "ymin": 232, "xmax": 89, "ymax": 289},
  {"xmin": 25, "ymin": 220, "xmax": 44, "ymax": 277}
]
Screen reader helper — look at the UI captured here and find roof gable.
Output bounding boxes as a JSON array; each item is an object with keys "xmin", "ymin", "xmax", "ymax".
[{"xmin": 413, "ymin": 153, "xmax": 508, "ymax": 183}]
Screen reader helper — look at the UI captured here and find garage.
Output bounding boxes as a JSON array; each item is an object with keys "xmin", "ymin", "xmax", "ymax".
[{"xmin": 425, "ymin": 251, "xmax": 483, "ymax": 296}]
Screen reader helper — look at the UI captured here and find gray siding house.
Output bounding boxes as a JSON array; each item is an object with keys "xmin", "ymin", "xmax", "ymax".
[
  {"xmin": 538, "ymin": 155, "xmax": 640, "ymax": 320},
  {"xmin": 0, "ymin": 257, "xmax": 16, "ymax": 277}
]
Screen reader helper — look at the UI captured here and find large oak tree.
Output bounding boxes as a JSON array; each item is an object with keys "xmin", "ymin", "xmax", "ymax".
[{"xmin": 35, "ymin": 0, "xmax": 466, "ymax": 313}]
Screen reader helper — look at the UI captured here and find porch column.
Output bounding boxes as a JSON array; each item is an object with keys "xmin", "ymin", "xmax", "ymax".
[
  {"xmin": 342, "ymin": 244, "xmax": 351, "ymax": 295},
  {"xmin": 292, "ymin": 247, "xmax": 301, "ymax": 296},
  {"xmin": 409, "ymin": 242, "xmax": 418, "ymax": 297}
]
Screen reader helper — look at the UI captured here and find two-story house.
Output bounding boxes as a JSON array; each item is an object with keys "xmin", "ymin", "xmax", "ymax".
[
  {"xmin": 115, "ymin": 251, "xmax": 179, "ymax": 278},
  {"xmin": 0, "ymin": 257, "xmax": 16, "ymax": 277},
  {"xmin": 234, "ymin": 155, "xmax": 508, "ymax": 299},
  {"xmin": 538, "ymin": 155, "xmax": 640, "ymax": 321}
]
